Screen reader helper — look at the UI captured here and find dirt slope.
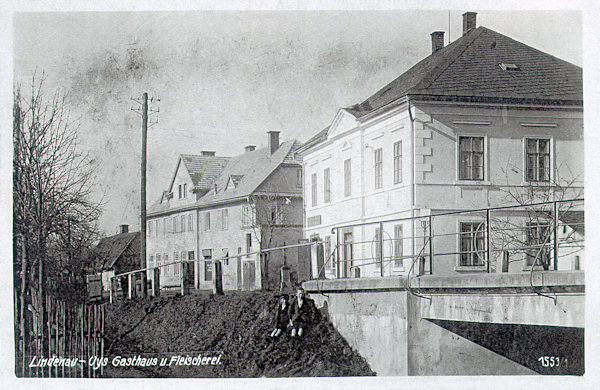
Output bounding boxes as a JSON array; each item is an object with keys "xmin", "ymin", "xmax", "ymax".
[{"xmin": 104, "ymin": 292, "xmax": 375, "ymax": 377}]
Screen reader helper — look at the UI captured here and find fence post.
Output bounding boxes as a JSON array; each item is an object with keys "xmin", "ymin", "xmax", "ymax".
[
  {"xmin": 180, "ymin": 262, "xmax": 185, "ymax": 296},
  {"xmin": 335, "ymin": 229, "xmax": 340, "ymax": 279},
  {"xmin": 428, "ymin": 215, "xmax": 433, "ymax": 275},
  {"xmin": 553, "ymin": 200, "xmax": 559, "ymax": 270},
  {"xmin": 486, "ymin": 209, "xmax": 491, "ymax": 273},
  {"xmin": 379, "ymin": 222, "xmax": 384, "ymax": 277},
  {"xmin": 128, "ymin": 274, "xmax": 133, "ymax": 300},
  {"xmin": 502, "ymin": 251, "xmax": 510, "ymax": 272}
]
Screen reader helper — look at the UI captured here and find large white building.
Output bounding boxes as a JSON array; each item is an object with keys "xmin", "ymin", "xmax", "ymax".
[{"xmin": 298, "ymin": 12, "xmax": 584, "ymax": 279}]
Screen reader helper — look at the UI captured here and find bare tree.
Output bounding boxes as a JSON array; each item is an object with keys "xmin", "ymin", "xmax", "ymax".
[
  {"xmin": 13, "ymin": 73, "xmax": 103, "ymax": 360},
  {"xmin": 490, "ymin": 160, "xmax": 583, "ymax": 271},
  {"xmin": 246, "ymin": 194, "xmax": 290, "ymax": 289}
]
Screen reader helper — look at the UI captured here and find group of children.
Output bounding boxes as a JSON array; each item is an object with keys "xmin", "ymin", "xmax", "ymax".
[{"xmin": 270, "ymin": 287, "xmax": 316, "ymax": 338}]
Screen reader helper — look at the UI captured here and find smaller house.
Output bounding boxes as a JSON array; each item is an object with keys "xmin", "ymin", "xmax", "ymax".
[{"xmin": 95, "ymin": 225, "xmax": 141, "ymax": 295}]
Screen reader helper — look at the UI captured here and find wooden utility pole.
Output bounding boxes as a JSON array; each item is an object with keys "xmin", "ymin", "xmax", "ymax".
[{"xmin": 141, "ymin": 92, "xmax": 148, "ymax": 270}]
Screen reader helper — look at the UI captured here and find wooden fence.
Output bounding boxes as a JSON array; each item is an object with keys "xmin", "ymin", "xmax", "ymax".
[{"xmin": 15, "ymin": 290, "xmax": 105, "ymax": 378}]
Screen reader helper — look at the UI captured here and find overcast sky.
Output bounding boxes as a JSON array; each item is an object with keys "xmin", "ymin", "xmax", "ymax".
[{"xmin": 13, "ymin": 9, "xmax": 583, "ymax": 235}]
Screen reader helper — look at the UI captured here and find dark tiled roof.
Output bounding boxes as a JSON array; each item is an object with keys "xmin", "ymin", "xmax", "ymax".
[
  {"xmin": 299, "ymin": 126, "xmax": 329, "ymax": 151},
  {"xmin": 95, "ymin": 232, "xmax": 140, "ymax": 270},
  {"xmin": 345, "ymin": 27, "xmax": 582, "ymax": 118},
  {"xmin": 559, "ymin": 210, "xmax": 584, "ymax": 235},
  {"xmin": 199, "ymin": 140, "xmax": 301, "ymax": 205},
  {"xmin": 180, "ymin": 154, "xmax": 230, "ymax": 190}
]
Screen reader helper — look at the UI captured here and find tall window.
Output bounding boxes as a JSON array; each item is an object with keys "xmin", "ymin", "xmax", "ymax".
[
  {"xmin": 203, "ymin": 249, "xmax": 213, "ymax": 281},
  {"xmin": 459, "ymin": 136, "xmax": 484, "ymax": 180},
  {"xmin": 344, "ymin": 159, "xmax": 351, "ymax": 197},
  {"xmin": 188, "ymin": 214, "xmax": 194, "ymax": 231},
  {"xmin": 525, "ymin": 222, "xmax": 551, "ymax": 268},
  {"xmin": 174, "ymin": 252, "xmax": 179, "ymax": 275},
  {"xmin": 393, "ymin": 141, "xmax": 402, "ymax": 184},
  {"xmin": 172, "ymin": 216, "xmax": 177, "ymax": 233},
  {"xmin": 246, "ymin": 233, "xmax": 252, "ymax": 253},
  {"xmin": 164, "ymin": 254, "xmax": 169, "ymax": 275},
  {"xmin": 183, "ymin": 183, "xmax": 187, "ymax": 198},
  {"xmin": 163, "ymin": 218, "xmax": 167, "ymax": 237},
  {"xmin": 374, "ymin": 227, "xmax": 382, "ymax": 267},
  {"xmin": 242, "ymin": 205, "xmax": 254, "ymax": 226},
  {"xmin": 296, "ymin": 168, "xmax": 303, "ymax": 187},
  {"xmin": 526, "ymin": 138, "xmax": 550, "ymax": 182},
  {"xmin": 374, "ymin": 148, "xmax": 383, "ymax": 189},
  {"xmin": 324, "ymin": 168, "xmax": 331, "ymax": 203},
  {"xmin": 148, "ymin": 221, "xmax": 153, "ymax": 237},
  {"xmin": 204, "ymin": 212, "xmax": 211, "ymax": 231},
  {"xmin": 222, "ymin": 209, "xmax": 229, "ymax": 230},
  {"xmin": 270, "ymin": 205, "xmax": 282, "ymax": 224},
  {"xmin": 178, "ymin": 184, "xmax": 182, "ymax": 199},
  {"xmin": 180, "ymin": 215, "xmax": 185, "ymax": 232},
  {"xmin": 311, "ymin": 173, "xmax": 317, "ymax": 207},
  {"xmin": 325, "ymin": 236, "xmax": 333, "ymax": 270},
  {"xmin": 394, "ymin": 224, "xmax": 403, "ymax": 266},
  {"xmin": 460, "ymin": 222, "xmax": 485, "ymax": 266}
]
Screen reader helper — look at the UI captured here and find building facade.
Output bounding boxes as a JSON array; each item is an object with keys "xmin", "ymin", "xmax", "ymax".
[
  {"xmin": 299, "ymin": 13, "xmax": 584, "ymax": 279},
  {"xmin": 147, "ymin": 131, "xmax": 304, "ymax": 291}
]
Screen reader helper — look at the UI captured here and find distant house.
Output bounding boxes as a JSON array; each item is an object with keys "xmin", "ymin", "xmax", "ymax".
[
  {"xmin": 95, "ymin": 225, "xmax": 141, "ymax": 294},
  {"xmin": 298, "ymin": 12, "xmax": 583, "ymax": 278},
  {"xmin": 147, "ymin": 131, "xmax": 304, "ymax": 291}
]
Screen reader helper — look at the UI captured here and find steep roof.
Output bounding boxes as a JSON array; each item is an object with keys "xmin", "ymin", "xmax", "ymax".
[
  {"xmin": 179, "ymin": 154, "xmax": 230, "ymax": 191},
  {"xmin": 198, "ymin": 140, "xmax": 301, "ymax": 205},
  {"xmin": 95, "ymin": 232, "xmax": 140, "ymax": 270},
  {"xmin": 346, "ymin": 26, "xmax": 582, "ymax": 119}
]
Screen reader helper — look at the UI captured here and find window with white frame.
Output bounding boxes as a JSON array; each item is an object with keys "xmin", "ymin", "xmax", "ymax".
[
  {"xmin": 180, "ymin": 215, "xmax": 185, "ymax": 232},
  {"xmin": 296, "ymin": 168, "xmax": 303, "ymax": 187},
  {"xmin": 525, "ymin": 138, "xmax": 551, "ymax": 182},
  {"xmin": 204, "ymin": 212, "xmax": 211, "ymax": 231},
  {"xmin": 324, "ymin": 168, "xmax": 331, "ymax": 203},
  {"xmin": 459, "ymin": 136, "xmax": 484, "ymax": 180},
  {"xmin": 222, "ymin": 209, "xmax": 229, "ymax": 230},
  {"xmin": 394, "ymin": 224, "xmax": 403, "ymax": 267},
  {"xmin": 269, "ymin": 205, "xmax": 283, "ymax": 224},
  {"xmin": 393, "ymin": 141, "xmax": 402, "ymax": 184},
  {"xmin": 525, "ymin": 222, "xmax": 552, "ymax": 268},
  {"xmin": 188, "ymin": 214, "xmax": 194, "ymax": 231},
  {"xmin": 374, "ymin": 148, "xmax": 383, "ymax": 189},
  {"xmin": 242, "ymin": 205, "xmax": 254, "ymax": 226},
  {"xmin": 344, "ymin": 159, "xmax": 351, "ymax": 197},
  {"xmin": 183, "ymin": 183, "xmax": 187, "ymax": 198},
  {"xmin": 203, "ymin": 249, "xmax": 212, "ymax": 281},
  {"xmin": 311, "ymin": 173, "xmax": 317, "ymax": 207},
  {"xmin": 325, "ymin": 236, "xmax": 333, "ymax": 269},
  {"xmin": 459, "ymin": 222, "xmax": 486, "ymax": 266}
]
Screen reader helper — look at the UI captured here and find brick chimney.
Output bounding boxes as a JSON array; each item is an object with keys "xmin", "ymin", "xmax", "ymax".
[
  {"xmin": 201, "ymin": 151, "xmax": 216, "ymax": 157},
  {"xmin": 431, "ymin": 31, "xmax": 444, "ymax": 53},
  {"xmin": 268, "ymin": 131, "xmax": 280, "ymax": 155},
  {"xmin": 119, "ymin": 224, "xmax": 129, "ymax": 234},
  {"xmin": 462, "ymin": 12, "xmax": 477, "ymax": 35},
  {"xmin": 245, "ymin": 145, "xmax": 256, "ymax": 153}
]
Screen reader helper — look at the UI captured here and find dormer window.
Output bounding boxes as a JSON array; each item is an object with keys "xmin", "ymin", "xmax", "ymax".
[
  {"xmin": 499, "ymin": 63, "xmax": 520, "ymax": 71},
  {"xmin": 183, "ymin": 183, "xmax": 187, "ymax": 198}
]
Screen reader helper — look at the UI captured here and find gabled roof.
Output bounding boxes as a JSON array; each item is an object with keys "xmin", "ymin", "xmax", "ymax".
[
  {"xmin": 345, "ymin": 26, "xmax": 582, "ymax": 119},
  {"xmin": 178, "ymin": 154, "xmax": 230, "ymax": 191},
  {"xmin": 198, "ymin": 140, "xmax": 301, "ymax": 205},
  {"xmin": 95, "ymin": 232, "xmax": 140, "ymax": 270}
]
